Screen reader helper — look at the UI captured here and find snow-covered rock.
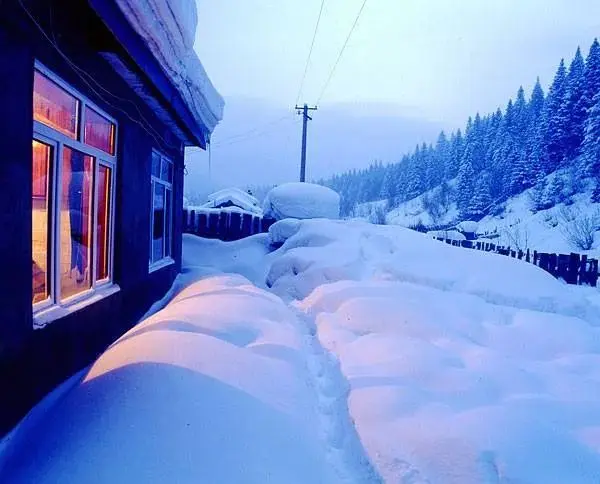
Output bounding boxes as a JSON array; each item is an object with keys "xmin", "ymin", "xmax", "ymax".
[
  {"xmin": 204, "ymin": 187, "xmax": 262, "ymax": 215},
  {"xmin": 263, "ymin": 183, "xmax": 340, "ymax": 221},
  {"xmin": 114, "ymin": 0, "xmax": 224, "ymax": 133}
]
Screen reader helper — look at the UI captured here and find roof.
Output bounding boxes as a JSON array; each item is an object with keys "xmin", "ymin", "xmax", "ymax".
[{"xmin": 89, "ymin": 0, "xmax": 224, "ymax": 148}]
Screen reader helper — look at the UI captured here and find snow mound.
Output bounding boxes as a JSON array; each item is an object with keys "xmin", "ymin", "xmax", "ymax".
[
  {"xmin": 263, "ymin": 183, "xmax": 340, "ymax": 221},
  {"xmin": 204, "ymin": 187, "xmax": 262, "ymax": 214},
  {"xmin": 299, "ymin": 279, "xmax": 600, "ymax": 483},
  {"xmin": 427, "ymin": 229, "xmax": 466, "ymax": 241},
  {"xmin": 268, "ymin": 219, "xmax": 599, "ymax": 320},
  {"xmin": 0, "ymin": 275, "xmax": 336, "ymax": 483},
  {"xmin": 457, "ymin": 220, "xmax": 479, "ymax": 233},
  {"xmin": 115, "ymin": 0, "xmax": 224, "ymax": 133}
]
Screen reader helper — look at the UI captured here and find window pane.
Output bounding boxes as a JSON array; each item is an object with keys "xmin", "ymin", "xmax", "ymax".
[
  {"xmin": 96, "ymin": 165, "xmax": 112, "ymax": 281},
  {"xmin": 151, "ymin": 152, "xmax": 160, "ymax": 178},
  {"xmin": 60, "ymin": 147, "xmax": 93, "ymax": 300},
  {"xmin": 32, "ymin": 140, "xmax": 52, "ymax": 304},
  {"xmin": 160, "ymin": 158, "xmax": 172, "ymax": 182},
  {"xmin": 152, "ymin": 183, "xmax": 165, "ymax": 262},
  {"xmin": 33, "ymin": 71, "xmax": 79, "ymax": 139},
  {"xmin": 84, "ymin": 107, "xmax": 115, "ymax": 155},
  {"xmin": 165, "ymin": 189, "xmax": 172, "ymax": 257}
]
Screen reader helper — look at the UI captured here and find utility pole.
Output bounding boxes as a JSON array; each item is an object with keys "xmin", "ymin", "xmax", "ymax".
[{"xmin": 295, "ymin": 103, "xmax": 317, "ymax": 182}]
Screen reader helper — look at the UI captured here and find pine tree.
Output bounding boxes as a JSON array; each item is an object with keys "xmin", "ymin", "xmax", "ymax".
[
  {"xmin": 469, "ymin": 171, "xmax": 492, "ymax": 219},
  {"xmin": 380, "ymin": 165, "xmax": 396, "ymax": 204},
  {"xmin": 457, "ymin": 146, "xmax": 475, "ymax": 217},
  {"xmin": 446, "ymin": 130, "xmax": 463, "ymax": 179},
  {"xmin": 525, "ymin": 78, "xmax": 545, "ymax": 185},
  {"xmin": 542, "ymin": 59, "xmax": 569, "ymax": 171},
  {"xmin": 579, "ymin": 39, "xmax": 600, "ymax": 119},
  {"xmin": 582, "ymin": 92, "xmax": 600, "ymax": 201},
  {"xmin": 434, "ymin": 131, "xmax": 449, "ymax": 182},
  {"xmin": 561, "ymin": 47, "xmax": 586, "ymax": 160}
]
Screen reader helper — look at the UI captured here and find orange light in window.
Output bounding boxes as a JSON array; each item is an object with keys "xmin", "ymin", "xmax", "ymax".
[{"xmin": 33, "ymin": 70, "xmax": 79, "ymax": 139}]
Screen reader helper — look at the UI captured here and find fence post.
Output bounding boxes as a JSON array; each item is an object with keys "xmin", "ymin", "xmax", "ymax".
[
  {"xmin": 567, "ymin": 253, "xmax": 580, "ymax": 285},
  {"xmin": 579, "ymin": 254, "xmax": 588, "ymax": 285},
  {"xmin": 252, "ymin": 216, "xmax": 261, "ymax": 235},
  {"xmin": 218, "ymin": 211, "xmax": 229, "ymax": 240},
  {"xmin": 525, "ymin": 248, "xmax": 530, "ymax": 262},
  {"xmin": 533, "ymin": 250, "xmax": 538, "ymax": 266},
  {"xmin": 189, "ymin": 210, "xmax": 196, "ymax": 234},
  {"xmin": 590, "ymin": 259, "xmax": 598, "ymax": 287},
  {"xmin": 241, "ymin": 213, "xmax": 252, "ymax": 238},
  {"xmin": 183, "ymin": 209, "xmax": 188, "ymax": 232},
  {"xmin": 517, "ymin": 250, "xmax": 523, "ymax": 260},
  {"xmin": 229, "ymin": 212, "xmax": 242, "ymax": 241}
]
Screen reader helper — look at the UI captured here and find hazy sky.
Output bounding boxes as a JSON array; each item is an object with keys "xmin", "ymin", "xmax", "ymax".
[{"xmin": 187, "ymin": 1, "xmax": 600, "ymax": 195}]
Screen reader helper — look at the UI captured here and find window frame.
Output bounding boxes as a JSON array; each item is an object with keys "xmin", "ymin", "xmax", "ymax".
[
  {"xmin": 149, "ymin": 150, "xmax": 175, "ymax": 272},
  {"xmin": 32, "ymin": 62, "xmax": 118, "ymax": 321}
]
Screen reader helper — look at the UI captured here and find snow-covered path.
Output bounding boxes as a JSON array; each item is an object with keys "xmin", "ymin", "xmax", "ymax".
[{"xmin": 292, "ymin": 306, "xmax": 381, "ymax": 482}]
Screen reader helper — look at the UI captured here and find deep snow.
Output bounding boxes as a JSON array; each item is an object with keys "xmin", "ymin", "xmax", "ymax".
[{"xmin": 2, "ymin": 220, "xmax": 600, "ymax": 483}]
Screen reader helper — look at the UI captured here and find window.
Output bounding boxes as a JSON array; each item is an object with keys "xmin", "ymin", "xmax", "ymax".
[
  {"xmin": 32, "ymin": 64, "xmax": 117, "ymax": 316},
  {"xmin": 150, "ymin": 151, "xmax": 174, "ymax": 269}
]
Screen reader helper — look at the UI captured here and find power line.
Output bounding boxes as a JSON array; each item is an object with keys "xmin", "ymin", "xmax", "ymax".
[
  {"xmin": 211, "ymin": 114, "xmax": 296, "ymax": 148},
  {"xmin": 316, "ymin": 0, "xmax": 368, "ymax": 106},
  {"xmin": 295, "ymin": 0, "xmax": 326, "ymax": 106}
]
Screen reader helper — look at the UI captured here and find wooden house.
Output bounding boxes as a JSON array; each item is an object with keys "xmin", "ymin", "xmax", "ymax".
[{"xmin": 0, "ymin": 0, "xmax": 223, "ymax": 434}]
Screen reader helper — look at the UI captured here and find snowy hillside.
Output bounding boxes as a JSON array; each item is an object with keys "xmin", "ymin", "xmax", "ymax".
[
  {"xmin": 378, "ymin": 171, "xmax": 600, "ymax": 255},
  {"xmin": 3, "ymin": 219, "xmax": 600, "ymax": 483}
]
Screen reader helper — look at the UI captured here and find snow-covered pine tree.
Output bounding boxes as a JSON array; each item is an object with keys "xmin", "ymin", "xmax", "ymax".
[
  {"xmin": 582, "ymin": 91, "xmax": 600, "ymax": 201},
  {"xmin": 434, "ymin": 131, "xmax": 450, "ymax": 181},
  {"xmin": 579, "ymin": 38, "xmax": 600, "ymax": 122},
  {"xmin": 380, "ymin": 164, "xmax": 396, "ymax": 205},
  {"xmin": 469, "ymin": 171, "xmax": 492, "ymax": 219},
  {"xmin": 457, "ymin": 145, "xmax": 475, "ymax": 217},
  {"xmin": 405, "ymin": 147, "xmax": 423, "ymax": 200},
  {"xmin": 525, "ymin": 78, "xmax": 546, "ymax": 186},
  {"xmin": 542, "ymin": 58, "xmax": 569, "ymax": 172},
  {"xmin": 446, "ymin": 129, "xmax": 463, "ymax": 179},
  {"xmin": 561, "ymin": 47, "xmax": 586, "ymax": 160}
]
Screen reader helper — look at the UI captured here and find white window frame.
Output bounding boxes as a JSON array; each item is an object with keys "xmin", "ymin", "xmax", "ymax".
[
  {"xmin": 32, "ymin": 61, "xmax": 119, "ymax": 326},
  {"xmin": 149, "ymin": 150, "xmax": 175, "ymax": 272}
]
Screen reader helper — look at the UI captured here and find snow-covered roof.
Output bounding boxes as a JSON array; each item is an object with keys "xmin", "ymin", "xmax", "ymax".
[
  {"xmin": 204, "ymin": 188, "xmax": 262, "ymax": 215},
  {"xmin": 93, "ymin": 0, "xmax": 224, "ymax": 146}
]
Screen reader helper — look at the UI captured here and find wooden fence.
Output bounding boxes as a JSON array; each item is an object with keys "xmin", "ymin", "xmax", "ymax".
[
  {"xmin": 183, "ymin": 208, "xmax": 275, "ymax": 241},
  {"xmin": 435, "ymin": 238, "xmax": 599, "ymax": 287}
]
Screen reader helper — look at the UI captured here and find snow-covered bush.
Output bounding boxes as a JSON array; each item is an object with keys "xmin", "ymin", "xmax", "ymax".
[
  {"xmin": 559, "ymin": 207, "xmax": 600, "ymax": 250},
  {"xmin": 502, "ymin": 220, "xmax": 530, "ymax": 251},
  {"xmin": 368, "ymin": 205, "xmax": 387, "ymax": 225},
  {"xmin": 263, "ymin": 183, "xmax": 340, "ymax": 221}
]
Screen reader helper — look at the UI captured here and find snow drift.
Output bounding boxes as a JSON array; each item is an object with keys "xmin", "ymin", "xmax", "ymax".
[
  {"xmin": 263, "ymin": 183, "xmax": 340, "ymax": 221},
  {"xmin": 4, "ymin": 219, "xmax": 600, "ymax": 483},
  {"xmin": 0, "ymin": 276, "xmax": 337, "ymax": 483}
]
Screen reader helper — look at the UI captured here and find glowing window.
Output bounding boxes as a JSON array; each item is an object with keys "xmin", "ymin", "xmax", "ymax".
[{"xmin": 33, "ymin": 71, "xmax": 79, "ymax": 139}]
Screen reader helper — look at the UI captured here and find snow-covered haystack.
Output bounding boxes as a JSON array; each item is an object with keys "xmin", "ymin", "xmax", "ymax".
[
  {"xmin": 204, "ymin": 188, "xmax": 262, "ymax": 215},
  {"xmin": 263, "ymin": 183, "xmax": 340, "ymax": 221},
  {"xmin": 115, "ymin": 0, "xmax": 224, "ymax": 132}
]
